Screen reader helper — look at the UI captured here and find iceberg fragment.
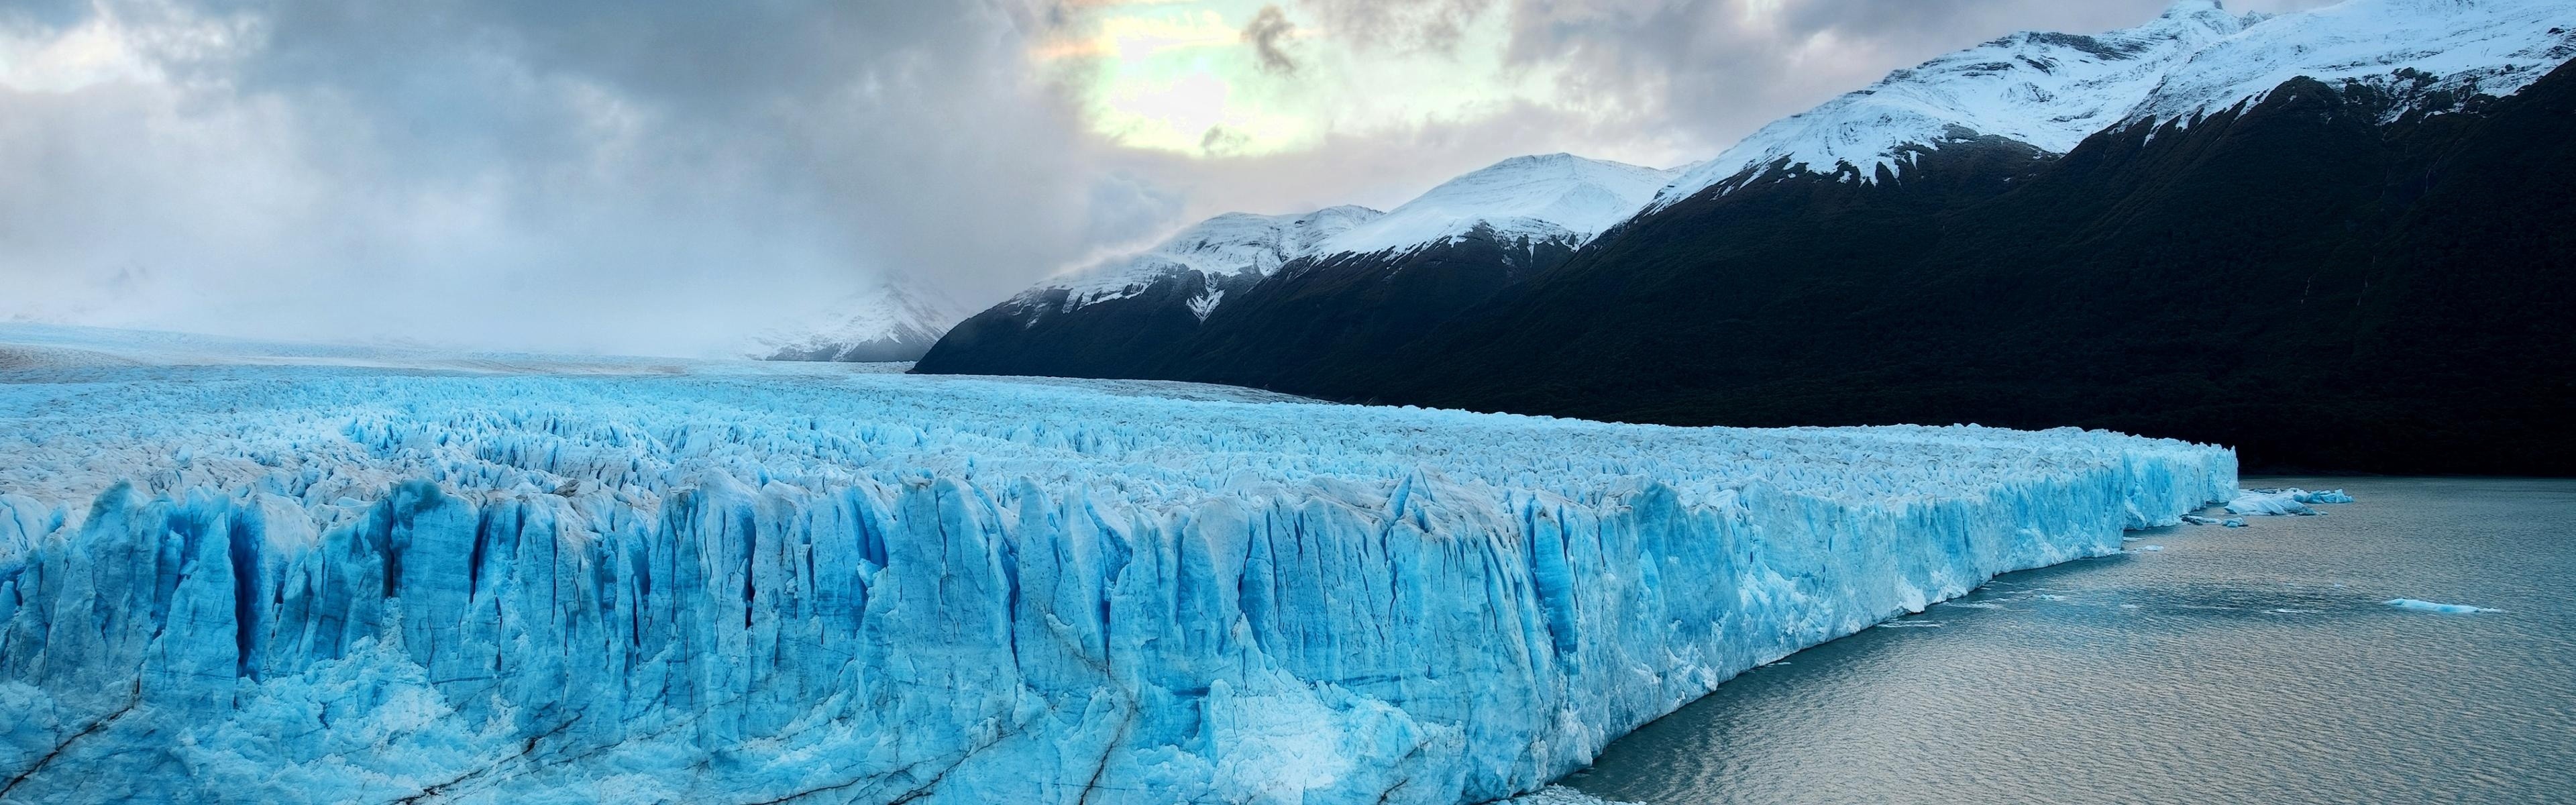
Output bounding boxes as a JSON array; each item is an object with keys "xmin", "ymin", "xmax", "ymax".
[
  {"xmin": 2384, "ymin": 599, "xmax": 2498, "ymax": 614},
  {"xmin": 0, "ymin": 337, "xmax": 2236, "ymax": 804},
  {"xmin": 2227, "ymin": 488, "xmax": 2355, "ymax": 516},
  {"xmin": 2226, "ymin": 490, "xmax": 2318, "ymax": 516}
]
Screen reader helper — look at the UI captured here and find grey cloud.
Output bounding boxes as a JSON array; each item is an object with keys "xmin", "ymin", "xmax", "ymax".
[
  {"xmin": 0, "ymin": 0, "xmax": 1141, "ymax": 354},
  {"xmin": 1, "ymin": 0, "xmax": 2347, "ymax": 355},
  {"xmin": 1295, "ymin": 0, "xmax": 1495, "ymax": 53},
  {"xmin": 1496, "ymin": 0, "xmax": 2338, "ymax": 166},
  {"xmin": 1243, "ymin": 5, "xmax": 1299, "ymax": 72}
]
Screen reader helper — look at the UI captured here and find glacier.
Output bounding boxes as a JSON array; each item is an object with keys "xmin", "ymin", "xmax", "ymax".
[{"xmin": 0, "ymin": 325, "xmax": 2236, "ymax": 804}]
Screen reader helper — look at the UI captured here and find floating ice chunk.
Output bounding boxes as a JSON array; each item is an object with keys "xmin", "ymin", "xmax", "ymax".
[
  {"xmin": 2226, "ymin": 490, "xmax": 2318, "ymax": 516},
  {"xmin": 1945, "ymin": 601, "xmax": 2006, "ymax": 609},
  {"xmin": 2385, "ymin": 598, "xmax": 2499, "ymax": 614},
  {"xmin": 2180, "ymin": 515, "xmax": 2224, "ymax": 525},
  {"xmin": 2269, "ymin": 608, "xmax": 2322, "ymax": 614},
  {"xmin": 1877, "ymin": 621, "xmax": 1943, "ymax": 628},
  {"xmin": 2223, "ymin": 518, "xmax": 2248, "ymax": 527},
  {"xmin": 2131, "ymin": 545, "xmax": 2165, "ymax": 552},
  {"xmin": 2037, "ymin": 594, "xmax": 2072, "ymax": 601},
  {"xmin": 1501, "ymin": 787, "xmax": 1642, "ymax": 805},
  {"xmin": 2229, "ymin": 487, "xmax": 2354, "ymax": 513}
]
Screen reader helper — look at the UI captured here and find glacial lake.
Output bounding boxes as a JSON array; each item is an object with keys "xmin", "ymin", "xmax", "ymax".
[{"xmin": 1559, "ymin": 477, "xmax": 2576, "ymax": 804}]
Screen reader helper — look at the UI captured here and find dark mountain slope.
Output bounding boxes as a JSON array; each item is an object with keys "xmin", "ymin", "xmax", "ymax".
[
  {"xmin": 1328, "ymin": 64, "xmax": 2576, "ymax": 474},
  {"xmin": 1160, "ymin": 227, "xmax": 1577, "ymax": 391},
  {"xmin": 918, "ymin": 268, "xmax": 1266, "ymax": 380}
]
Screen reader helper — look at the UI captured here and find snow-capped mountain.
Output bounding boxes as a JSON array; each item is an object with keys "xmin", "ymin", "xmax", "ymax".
[
  {"xmin": 1034, "ymin": 205, "xmax": 1383, "ymax": 314},
  {"xmin": 2123, "ymin": 0, "xmax": 2576, "ymax": 123},
  {"xmin": 1318, "ymin": 154, "xmax": 1676, "ymax": 257},
  {"xmin": 922, "ymin": 0, "xmax": 2576, "ymax": 473},
  {"xmin": 919, "ymin": 154, "xmax": 1682, "ymax": 379},
  {"xmin": 1008, "ymin": 154, "xmax": 1672, "ymax": 319},
  {"xmin": 1653, "ymin": 0, "xmax": 2576, "ymax": 206},
  {"xmin": 1297, "ymin": 0, "xmax": 2576, "ymax": 474},
  {"xmin": 749, "ymin": 272, "xmax": 969, "ymax": 362}
]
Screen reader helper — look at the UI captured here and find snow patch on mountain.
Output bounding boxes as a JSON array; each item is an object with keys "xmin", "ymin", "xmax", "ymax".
[
  {"xmin": 749, "ymin": 273, "xmax": 969, "ymax": 362},
  {"xmin": 2126, "ymin": 0, "xmax": 2576, "ymax": 125},
  {"xmin": 996, "ymin": 155, "xmax": 1671, "ymax": 319},
  {"xmin": 1031, "ymin": 205, "xmax": 1383, "ymax": 312},
  {"xmin": 1654, "ymin": 0, "xmax": 2576, "ymax": 206},
  {"xmin": 1318, "ymin": 154, "xmax": 1678, "ymax": 257},
  {"xmin": 1656, "ymin": 1, "xmax": 2254, "ymax": 204}
]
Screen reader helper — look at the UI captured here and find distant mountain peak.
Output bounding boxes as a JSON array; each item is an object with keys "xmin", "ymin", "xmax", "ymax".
[
  {"xmin": 1318, "ymin": 154, "xmax": 1676, "ymax": 257},
  {"xmin": 1651, "ymin": 0, "xmax": 2573, "ymax": 207},
  {"xmin": 749, "ymin": 272, "xmax": 969, "ymax": 362},
  {"xmin": 1028, "ymin": 206, "xmax": 1385, "ymax": 313}
]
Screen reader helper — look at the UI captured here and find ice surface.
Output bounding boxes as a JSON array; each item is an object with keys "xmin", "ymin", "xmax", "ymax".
[
  {"xmin": 2384, "ymin": 599, "xmax": 2498, "ymax": 614},
  {"xmin": 1652, "ymin": 0, "xmax": 2576, "ymax": 205},
  {"xmin": 0, "ymin": 325, "xmax": 2235, "ymax": 804}
]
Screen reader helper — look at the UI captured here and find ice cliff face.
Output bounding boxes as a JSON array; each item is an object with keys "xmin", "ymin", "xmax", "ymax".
[
  {"xmin": 1653, "ymin": 0, "xmax": 2576, "ymax": 205},
  {"xmin": 0, "ymin": 327, "xmax": 2236, "ymax": 804}
]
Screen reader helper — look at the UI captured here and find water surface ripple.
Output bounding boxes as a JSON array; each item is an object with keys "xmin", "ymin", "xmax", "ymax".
[{"xmin": 1562, "ymin": 477, "xmax": 2576, "ymax": 804}]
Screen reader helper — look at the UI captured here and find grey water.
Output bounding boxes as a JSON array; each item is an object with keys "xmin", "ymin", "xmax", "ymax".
[{"xmin": 1561, "ymin": 478, "xmax": 2576, "ymax": 804}]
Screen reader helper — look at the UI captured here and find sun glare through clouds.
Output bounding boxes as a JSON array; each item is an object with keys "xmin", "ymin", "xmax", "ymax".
[{"xmin": 1033, "ymin": 0, "xmax": 1567, "ymax": 158}]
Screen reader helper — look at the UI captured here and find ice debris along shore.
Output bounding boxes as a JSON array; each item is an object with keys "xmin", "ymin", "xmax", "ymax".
[{"xmin": 0, "ymin": 333, "xmax": 2236, "ymax": 804}]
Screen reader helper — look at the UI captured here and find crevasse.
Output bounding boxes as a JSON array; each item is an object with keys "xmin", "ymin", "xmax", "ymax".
[{"xmin": 0, "ymin": 361, "xmax": 2234, "ymax": 804}]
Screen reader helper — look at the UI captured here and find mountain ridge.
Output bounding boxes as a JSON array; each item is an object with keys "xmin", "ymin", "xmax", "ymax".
[{"xmin": 916, "ymin": 0, "xmax": 2576, "ymax": 472}]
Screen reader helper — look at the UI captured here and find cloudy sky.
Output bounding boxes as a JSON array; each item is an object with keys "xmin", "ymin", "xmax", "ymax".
[{"xmin": 0, "ymin": 0, "xmax": 2326, "ymax": 355}]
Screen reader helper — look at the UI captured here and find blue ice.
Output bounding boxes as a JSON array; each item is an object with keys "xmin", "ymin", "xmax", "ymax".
[{"xmin": 0, "ymin": 326, "xmax": 2238, "ymax": 804}]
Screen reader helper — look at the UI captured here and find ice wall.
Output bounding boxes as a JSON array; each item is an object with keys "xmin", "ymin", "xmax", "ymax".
[{"xmin": 0, "ymin": 357, "xmax": 2235, "ymax": 804}]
